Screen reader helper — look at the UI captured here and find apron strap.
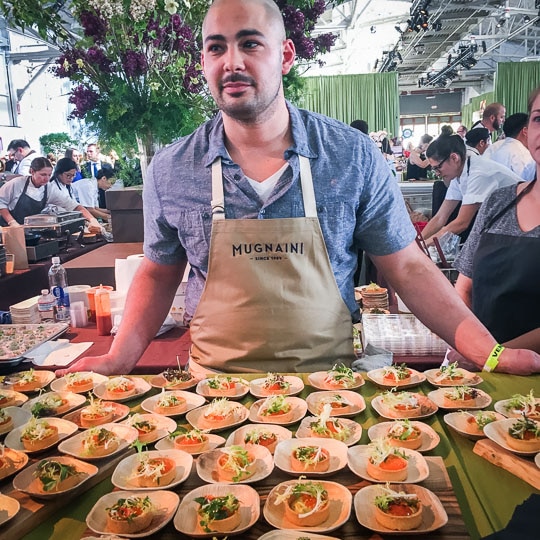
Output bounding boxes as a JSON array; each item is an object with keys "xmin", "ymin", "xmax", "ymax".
[
  {"xmin": 210, "ymin": 155, "xmax": 317, "ymax": 220},
  {"xmin": 211, "ymin": 158, "xmax": 225, "ymax": 220}
]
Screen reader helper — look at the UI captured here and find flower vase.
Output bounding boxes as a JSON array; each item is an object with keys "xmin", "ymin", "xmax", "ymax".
[{"xmin": 136, "ymin": 134, "xmax": 161, "ymax": 182}]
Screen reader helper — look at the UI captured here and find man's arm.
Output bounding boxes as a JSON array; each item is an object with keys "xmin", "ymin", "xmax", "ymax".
[
  {"xmin": 424, "ymin": 203, "xmax": 480, "ymax": 244},
  {"xmin": 420, "ymin": 199, "xmax": 459, "ymax": 240},
  {"xmin": 56, "ymin": 258, "xmax": 187, "ymax": 376},
  {"xmin": 371, "ymin": 242, "xmax": 540, "ymax": 374},
  {"xmin": 454, "ymin": 273, "xmax": 472, "ymax": 309}
]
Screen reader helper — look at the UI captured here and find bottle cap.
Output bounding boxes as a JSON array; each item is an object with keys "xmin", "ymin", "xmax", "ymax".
[
  {"xmin": 41, "ymin": 289, "xmax": 49, "ymax": 295},
  {"xmin": 52, "ymin": 257, "xmax": 60, "ymax": 264}
]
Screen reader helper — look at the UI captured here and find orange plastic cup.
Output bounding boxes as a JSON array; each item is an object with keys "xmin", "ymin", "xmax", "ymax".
[{"xmin": 86, "ymin": 285, "xmax": 114, "ymax": 322}]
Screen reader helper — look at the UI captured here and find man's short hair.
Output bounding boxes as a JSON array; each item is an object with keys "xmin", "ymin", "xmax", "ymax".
[
  {"xmin": 7, "ymin": 139, "xmax": 30, "ymax": 152},
  {"xmin": 465, "ymin": 127, "xmax": 490, "ymax": 148},
  {"xmin": 483, "ymin": 102, "xmax": 504, "ymax": 120},
  {"xmin": 502, "ymin": 113, "xmax": 528, "ymax": 138},
  {"xmin": 96, "ymin": 168, "xmax": 115, "ymax": 180},
  {"xmin": 426, "ymin": 134, "xmax": 466, "ymax": 161},
  {"xmin": 350, "ymin": 120, "xmax": 369, "ymax": 134}
]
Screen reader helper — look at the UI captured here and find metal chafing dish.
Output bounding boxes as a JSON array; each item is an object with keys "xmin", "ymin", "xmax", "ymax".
[{"xmin": 23, "ymin": 211, "xmax": 86, "ymax": 238}]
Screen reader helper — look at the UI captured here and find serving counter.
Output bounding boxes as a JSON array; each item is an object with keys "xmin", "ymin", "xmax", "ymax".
[{"xmin": 2, "ymin": 372, "xmax": 537, "ymax": 540}]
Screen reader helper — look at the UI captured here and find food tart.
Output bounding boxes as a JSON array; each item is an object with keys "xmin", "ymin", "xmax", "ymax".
[
  {"xmin": 64, "ymin": 372, "xmax": 94, "ymax": 393},
  {"xmin": 374, "ymin": 484, "xmax": 423, "ymax": 531},
  {"xmin": 153, "ymin": 392, "xmax": 187, "ymax": 415},
  {"xmin": 105, "ymin": 376, "xmax": 136, "ymax": 399},
  {"xmin": 260, "ymin": 373, "xmax": 291, "ymax": 395},
  {"xmin": 130, "ymin": 452, "xmax": 176, "ymax": 487},
  {"xmin": 463, "ymin": 411, "xmax": 500, "ymax": 436},
  {"xmin": 0, "ymin": 408, "xmax": 14, "ymax": 433},
  {"xmin": 504, "ymin": 390, "xmax": 540, "ymax": 419},
  {"xmin": 382, "ymin": 364, "xmax": 413, "ymax": 386},
  {"xmin": 106, "ymin": 495, "xmax": 154, "ymax": 534},
  {"xmin": 30, "ymin": 393, "xmax": 70, "ymax": 417},
  {"xmin": 322, "ymin": 363, "xmax": 359, "ymax": 389},
  {"xmin": 205, "ymin": 376, "xmax": 243, "ymax": 397},
  {"xmin": 11, "ymin": 369, "xmax": 41, "ymax": 392},
  {"xmin": 256, "ymin": 395, "xmax": 294, "ymax": 423},
  {"xmin": 0, "ymin": 391, "xmax": 17, "ymax": 408},
  {"xmin": 309, "ymin": 404, "xmax": 352, "ymax": 442},
  {"xmin": 33, "ymin": 459, "xmax": 85, "ymax": 492},
  {"xmin": 381, "ymin": 391, "xmax": 423, "ymax": 418},
  {"xmin": 366, "ymin": 438, "xmax": 409, "ymax": 481},
  {"xmin": 290, "ymin": 445, "xmax": 330, "ymax": 473},
  {"xmin": 275, "ymin": 479, "xmax": 330, "ymax": 527},
  {"xmin": 433, "ymin": 362, "xmax": 467, "ymax": 385},
  {"xmin": 315, "ymin": 393, "xmax": 354, "ymax": 415},
  {"xmin": 243, "ymin": 428, "xmax": 279, "ymax": 453},
  {"xmin": 160, "ymin": 368, "xmax": 195, "ymax": 389},
  {"xmin": 216, "ymin": 445, "xmax": 257, "ymax": 482},
  {"xmin": 194, "ymin": 493, "xmax": 241, "ymax": 533},
  {"xmin": 200, "ymin": 398, "xmax": 241, "ymax": 429},
  {"xmin": 173, "ymin": 428, "xmax": 210, "ymax": 453},
  {"xmin": 20, "ymin": 418, "xmax": 59, "ymax": 451},
  {"xmin": 81, "ymin": 427, "xmax": 120, "ymax": 457},
  {"xmin": 386, "ymin": 419, "xmax": 423, "ymax": 450},
  {"xmin": 443, "ymin": 386, "xmax": 480, "ymax": 408},
  {"xmin": 125, "ymin": 414, "xmax": 158, "ymax": 443},
  {"xmin": 505, "ymin": 416, "xmax": 540, "ymax": 452},
  {"xmin": 79, "ymin": 395, "xmax": 115, "ymax": 428}
]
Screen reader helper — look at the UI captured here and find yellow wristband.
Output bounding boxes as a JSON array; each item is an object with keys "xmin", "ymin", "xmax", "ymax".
[{"xmin": 483, "ymin": 344, "xmax": 505, "ymax": 372}]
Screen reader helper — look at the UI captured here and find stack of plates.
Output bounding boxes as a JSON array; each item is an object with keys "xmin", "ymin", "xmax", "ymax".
[
  {"xmin": 9, "ymin": 296, "xmax": 41, "ymax": 324},
  {"xmin": 355, "ymin": 285, "xmax": 389, "ymax": 312},
  {"xmin": 362, "ymin": 313, "xmax": 448, "ymax": 356}
]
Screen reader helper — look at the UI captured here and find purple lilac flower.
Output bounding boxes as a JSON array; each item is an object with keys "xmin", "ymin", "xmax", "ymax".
[
  {"xmin": 68, "ymin": 85, "xmax": 99, "ymax": 118},
  {"xmin": 53, "ymin": 48, "xmax": 87, "ymax": 78},
  {"xmin": 86, "ymin": 47, "xmax": 113, "ymax": 72},
  {"xmin": 79, "ymin": 10, "xmax": 108, "ymax": 43},
  {"xmin": 122, "ymin": 50, "xmax": 149, "ymax": 77}
]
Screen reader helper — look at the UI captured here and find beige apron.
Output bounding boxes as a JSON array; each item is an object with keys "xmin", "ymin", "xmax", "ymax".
[{"xmin": 189, "ymin": 156, "xmax": 354, "ymax": 374}]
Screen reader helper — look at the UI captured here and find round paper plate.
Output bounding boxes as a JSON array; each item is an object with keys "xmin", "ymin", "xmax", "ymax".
[{"xmin": 367, "ymin": 420, "xmax": 440, "ymax": 452}]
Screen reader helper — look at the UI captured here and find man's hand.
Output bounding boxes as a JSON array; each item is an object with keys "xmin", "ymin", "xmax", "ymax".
[{"xmin": 56, "ymin": 354, "xmax": 125, "ymax": 377}]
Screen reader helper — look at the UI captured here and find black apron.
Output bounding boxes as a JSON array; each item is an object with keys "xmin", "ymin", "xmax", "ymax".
[
  {"xmin": 471, "ymin": 180, "xmax": 540, "ymax": 343},
  {"xmin": 0, "ymin": 177, "xmax": 48, "ymax": 226}
]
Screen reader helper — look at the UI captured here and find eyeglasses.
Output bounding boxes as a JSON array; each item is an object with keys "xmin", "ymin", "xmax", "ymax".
[{"xmin": 432, "ymin": 156, "xmax": 449, "ymax": 173}]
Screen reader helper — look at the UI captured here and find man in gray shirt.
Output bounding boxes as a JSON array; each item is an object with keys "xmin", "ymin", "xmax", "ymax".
[{"xmin": 59, "ymin": 0, "xmax": 539, "ymax": 376}]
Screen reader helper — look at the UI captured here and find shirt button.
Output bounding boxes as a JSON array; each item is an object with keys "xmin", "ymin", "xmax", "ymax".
[{"xmin": 258, "ymin": 209, "xmax": 265, "ymax": 218}]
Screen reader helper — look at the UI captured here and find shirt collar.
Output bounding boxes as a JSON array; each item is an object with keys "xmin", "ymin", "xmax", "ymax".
[{"xmin": 205, "ymin": 101, "xmax": 318, "ymax": 168}]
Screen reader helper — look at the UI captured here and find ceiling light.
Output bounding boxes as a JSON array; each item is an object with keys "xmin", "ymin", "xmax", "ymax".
[
  {"xmin": 432, "ymin": 20, "xmax": 442, "ymax": 31},
  {"xmin": 370, "ymin": 26, "xmax": 376, "ymax": 34},
  {"xmin": 524, "ymin": 15, "xmax": 531, "ymax": 22}
]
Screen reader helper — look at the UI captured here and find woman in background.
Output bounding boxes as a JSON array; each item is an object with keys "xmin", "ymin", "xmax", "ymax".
[
  {"xmin": 454, "ymin": 87, "xmax": 540, "ymax": 352},
  {"xmin": 406, "ymin": 134, "xmax": 433, "ymax": 181},
  {"xmin": 49, "ymin": 157, "xmax": 78, "ymax": 201}
]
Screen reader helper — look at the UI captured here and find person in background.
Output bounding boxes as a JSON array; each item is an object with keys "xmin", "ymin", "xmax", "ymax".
[
  {"xmin": 484, "ymin": 112, "xmax": 535, "ymax": 179},
  {"xmin": 65, "ymin": 148, "xmax": 84, "ymax": 181},
  {"xmin": 453, "ymin": 87, "xmax": 540, "ymax": 354},
  {"xmin": 350, "ymin": 119, "xmax": 369, "ymax": 134},
  {"xmin": 422, "ymin": 134, "xmax": 521, "ymax": 244},
  {"xmin": 96, "ymin": 168, "xmax": 114, "ymax": 210},
  {"xmin": 456, "ymin": 125, "xmax": 468, "ymax": 139},
  {"xmin": 406, "ymin": 134, "xmax": 433, "ymax": 180},
  {"xmin": 46, "ymin": 153, "xmax": 57, "ymax": 168},
  {"xmin": 4, "ymin": 139, "xmax": 41, "ymax": 179},
  {"xmin": 471, "ymin": 102, "xmax": 506, "ymax": 144},
  {"xmin": 0, "ymin": 157, "xmax": 100, "ymax": 228},
  {"xmin": 83, "ymin": 143, "xmax": 112, "ymax": 178},
  {"xmin": 440, "ymin": 125, "xmax": 454, "ymax": 137},
  {"xmin": 72, "ymin": 165, "xmax": 110, "ymax": 222},
  {"xmin": 465, "ymin": 127, "xmax": 491, "ymax": 156},
  {"xmin": 48, "ymin": 157, "xmax": 78, "ymax": 201},
  {"xmin": 58, "ymin": 0, "xmax": 540, "ymax": 377}
]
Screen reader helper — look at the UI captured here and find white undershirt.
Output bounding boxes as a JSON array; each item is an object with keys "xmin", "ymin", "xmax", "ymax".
[{"xmin": 246, "ymin": 163, "xmax": 289, "ymax": 203}]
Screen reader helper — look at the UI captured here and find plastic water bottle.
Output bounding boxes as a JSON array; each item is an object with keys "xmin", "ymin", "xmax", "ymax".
[
  {"xmin": 48, "ymin": 256, "xmax": 71, "ymax": 324},
  {"xmin": 37, "ymin": 289, "xmax": 56, "ymax": 323}
]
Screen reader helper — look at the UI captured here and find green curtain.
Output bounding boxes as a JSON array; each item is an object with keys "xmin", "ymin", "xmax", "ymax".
[
  {"xmin": 461, "ymin": 91, "xmax": 494, "ymax": 129},
  {"xmin": 300, "ymin": 73, "xmax": 399, "ymax": 138},
  {"xmin": 494, "ymin": 61, "xmax": 540, "ymax": 114}
]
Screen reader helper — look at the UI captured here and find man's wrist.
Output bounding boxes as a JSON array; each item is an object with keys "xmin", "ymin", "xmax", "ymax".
[
  {"xmin": 483, "ymin": 344, "xmax": 505, "ymax": 372},
  {"xmin": 7, "ymin": 219, "xmax": 18, "ymax": 226}
]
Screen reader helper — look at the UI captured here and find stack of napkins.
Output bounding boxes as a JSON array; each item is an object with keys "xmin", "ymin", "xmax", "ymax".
[{"xmin": 10, "ymin": 296, "xmax": 40, "ymax": 324}]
